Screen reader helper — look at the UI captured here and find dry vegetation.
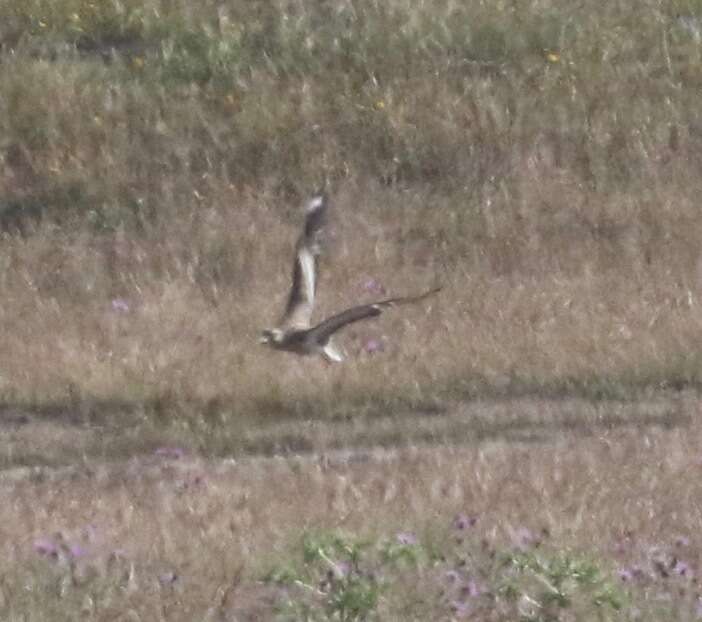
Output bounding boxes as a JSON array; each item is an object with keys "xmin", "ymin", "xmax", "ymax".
[
  {"xmin": 3, "ymin": 406, "xmax": 702, "ymax": 621},
  {"xmin": 1, "ymin": 0, "xmax": 702, "ymax": 619}
]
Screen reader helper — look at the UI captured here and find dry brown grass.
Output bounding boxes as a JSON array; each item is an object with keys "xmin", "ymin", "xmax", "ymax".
[
  {"xmin": 1, "ymin": 394, "xmax": 700, "ymax": 620},
  {"xmin": 1, "ymin": 3, "xmax": 701, "ymax": 430},
  {"xmin": 2, "ymin": 0, "xmax": 702, "ymax": 618},
  {"xmin": 1, "ymin": 177, "xmax": 701, "ymax": 428}
]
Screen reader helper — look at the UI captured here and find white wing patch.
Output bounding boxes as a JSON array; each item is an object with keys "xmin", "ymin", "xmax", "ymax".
[
  {"xmin": 298, "ymin": 247, "xmax": 316, "ymax": 308},
  {"xmin": 322, "ymin": 342, "xmax": 345, "ymax": 363},
  {"xmin": 306, "ymin": 195, "xmax": 325, "ymax": 213}
]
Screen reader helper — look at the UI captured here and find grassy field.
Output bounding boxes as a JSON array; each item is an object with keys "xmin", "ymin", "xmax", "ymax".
[{"xmin": 2, "ymin": 0, "xmax": 702, "ymax": 619}]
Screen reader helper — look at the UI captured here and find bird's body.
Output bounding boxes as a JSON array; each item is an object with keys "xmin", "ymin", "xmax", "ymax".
[
  {"xmin": 260, "ymin": 194, "xmax": 439, "ymax": 362},
  {"xmin": 260, "ymin": 326, "xmax": 345, "ymax": 362}
]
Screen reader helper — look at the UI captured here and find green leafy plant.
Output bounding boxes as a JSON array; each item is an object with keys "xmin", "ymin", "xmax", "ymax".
[
  {"xmin": 268, "ymin": 531, "xmax": 386, "ymax": 621},
  {"xmin": 494, "ymin": 549, "xmax": 625, "ymax": 621}
]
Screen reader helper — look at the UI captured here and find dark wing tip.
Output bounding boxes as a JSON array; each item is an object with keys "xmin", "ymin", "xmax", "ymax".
[
  {"xmin": 413, "ymin": 285, "xmax": 442, "ymax": 301},
  {"xmin": 373, "ymin": 286, "xmax": 442, "ymax": 309}
]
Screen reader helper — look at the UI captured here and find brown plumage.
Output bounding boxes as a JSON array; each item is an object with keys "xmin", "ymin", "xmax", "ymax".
[
  {"xmin": 304, "ymin": 288, "xmax": 442, "ymax": 346},
  {"xmin": 260, "ymin": 195, "xmax": 440, "ymax": 362},
  {"xmin": 279, "ymin": 195, "xmax": 327, "ymax": 330}
]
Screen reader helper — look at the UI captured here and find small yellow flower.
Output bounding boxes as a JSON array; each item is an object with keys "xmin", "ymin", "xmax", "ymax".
[
  {"xmin": 132, "ymin": 56, "xmax": 145, "ymax": 69},
  {"xmin": 546, "ymin": 52, "xmax": 560, "ymax": 63},
  {"xmin": 374, "ymin": 100, "xmax": 386, "ymax": 110},
  {"xmin": 38, "ymin": 20, "xmax": 47, "ymax": 28}
]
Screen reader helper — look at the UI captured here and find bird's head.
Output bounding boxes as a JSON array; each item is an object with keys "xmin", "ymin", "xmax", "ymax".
[{"xmin": 259, "ymin": 328, "xmax": 285, "ymax": 346}]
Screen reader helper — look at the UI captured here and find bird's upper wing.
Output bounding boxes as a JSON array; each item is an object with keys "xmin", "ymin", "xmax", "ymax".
[
  {"xmin": 307, "ymin": 286, "xmax": 441, "ymax": 344},
  {"xmin": 280, "ymin": 195, "xmax": 328, "ymax": 329}
]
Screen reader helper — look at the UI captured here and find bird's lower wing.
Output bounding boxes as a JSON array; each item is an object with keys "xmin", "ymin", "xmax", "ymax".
[
  {"xmin": 307, "ymin": 286, "xmax": 441, "ymax": 343},
  {"xmin": 307, "ymin": 304, "xmax": 384, "ymax": 344}
]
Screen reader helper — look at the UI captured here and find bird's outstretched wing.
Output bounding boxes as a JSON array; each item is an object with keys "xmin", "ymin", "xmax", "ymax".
[
  {"xmin": 280, "ymin": 195, "xmax": 328, "ymax": 329},
  {"xmin": 307, "ymin": 286, "xmax": 441, "ymax": 344}
]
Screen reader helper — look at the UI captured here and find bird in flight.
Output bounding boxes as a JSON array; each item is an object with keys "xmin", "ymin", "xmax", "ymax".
[{"xmin": 259, "ymin": 195, "xmax": 440, "ymax": 362}]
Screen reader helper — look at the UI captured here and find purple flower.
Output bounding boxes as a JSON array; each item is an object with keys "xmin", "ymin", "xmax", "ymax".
[
  {"xmin": 111, "ymin": 298, "xmax": 131, "ymax": 313},
  {"xmin": 453, "ymin": 514, "xmax": 478, "ymax": 530},
  {"xmin": 511, "ymin": 527, "xmax": 537, "ymax": 550},
  {"xmin": 361, "ymin": 278, "xmax": 386, "ymax": 296},
  {"xmin": 618, "ymin": 565, "xmax": 646, "ymax": 582},
  {"xmin": 154, "ymin": 446, "xmax": 186, "ymax": 459},
  {"xmin": 33, "ymin": 538, "xmax": 58, "ymax": 557},
  {"xmin": 159, "ymin": 572, "xmax": 178, "ymax": 585},
  {"xmin": 396, "ymin": 532, "xmax": 418, "ymax": 546},
  {"xmin": 672, "ymin": 559, "xmax": 692, "ymax": 577},
  {"xmin": 362, "ymin": 338, "xmax": 384, "ymax": 354},
  {"xmin": 675, "ymin": 536, "xmax": 690, "ymax": 548},
  {"xmin": 460, "ymin": 579, "xmax": 484, "ymax": 598},
  {"xmin": 68, "ymin": 544, "xmax": 88, "ymax": 559}
]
